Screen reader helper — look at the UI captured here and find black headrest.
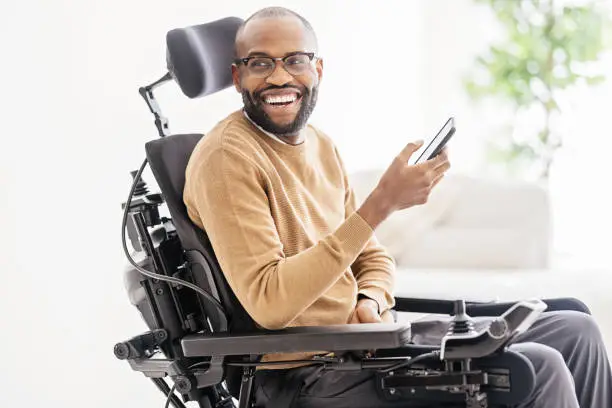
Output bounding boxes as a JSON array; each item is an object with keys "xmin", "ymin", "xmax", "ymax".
[{"xmin": 166, "ymin": 17, "xmax": 244, "ymax": 99}]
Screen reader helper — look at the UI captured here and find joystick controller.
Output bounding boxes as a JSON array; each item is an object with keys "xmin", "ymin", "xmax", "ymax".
[{"xmin": 448, "ymin": 300, "xmax": 476, "ymax": 336}]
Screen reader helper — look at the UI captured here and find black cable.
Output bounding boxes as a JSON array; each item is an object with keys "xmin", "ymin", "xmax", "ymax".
[
  {"xmin": 152, "ymin": 378, "xmax": 186, "ymax": 408},
  {"xmin": 165, "ymin": 384, "xmax": 177, "ymax": 408},
  {"xmin": 121, "ymin": 158, "xmax": 226, "ymax": 317},
  {"xmin": 379, "ymin": 351, "xmax": 440, "ymax": 373}
]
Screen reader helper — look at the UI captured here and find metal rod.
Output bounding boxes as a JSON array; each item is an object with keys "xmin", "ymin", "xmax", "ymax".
[
  {"xmin": 238, "ymin": 367, "xmax": 255, "ymax": 408},
  {"xmin": 139, "ymin": 72, "xmax": 173, "ymax": 137}
]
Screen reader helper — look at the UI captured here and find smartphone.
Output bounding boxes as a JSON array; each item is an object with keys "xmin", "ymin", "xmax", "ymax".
[{"xmin": 411, "ymin": 117, "xmax": 456, "ymax": 165}]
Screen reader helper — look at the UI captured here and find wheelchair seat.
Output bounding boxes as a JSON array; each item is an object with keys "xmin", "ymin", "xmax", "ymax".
[{"xmin": 114, "ymin": 16, "xmax": 592, "ymax": 408}]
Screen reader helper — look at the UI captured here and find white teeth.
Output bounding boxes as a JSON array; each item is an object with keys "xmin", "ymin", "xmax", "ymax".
[{"xmin": 265, "ymin": 94, "xmax": 298, "ymax": 104}]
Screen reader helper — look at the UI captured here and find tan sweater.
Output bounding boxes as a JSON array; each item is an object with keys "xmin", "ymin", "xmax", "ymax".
[{"xmin": 184, "ymin": 110, "xmax": 396, "ymax": 364}]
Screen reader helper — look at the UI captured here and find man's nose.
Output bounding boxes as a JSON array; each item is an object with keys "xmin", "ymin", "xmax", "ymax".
[{"xmin": 265, "ymin": 60, "xmax": 293, "ymax": 86}]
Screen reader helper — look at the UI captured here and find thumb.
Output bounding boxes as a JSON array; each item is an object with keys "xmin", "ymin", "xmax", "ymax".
[
  {"xmin": 398, "ymin": 140, "xmax": 424, "ymax": 162},
  {"xmin": 358, "ymin": 306, "xmax": 383, "ymax": 323}
]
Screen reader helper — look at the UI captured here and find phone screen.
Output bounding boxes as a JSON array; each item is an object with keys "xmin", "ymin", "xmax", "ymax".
[{"xmin": 410, "ymin": 117, "xmax": 455, "ymax": 165}]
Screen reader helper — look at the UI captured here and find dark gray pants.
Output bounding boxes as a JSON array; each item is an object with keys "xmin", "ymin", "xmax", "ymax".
[{"xmin": 253, "ymin": 311, "xmax": 612, "ymax": 407}]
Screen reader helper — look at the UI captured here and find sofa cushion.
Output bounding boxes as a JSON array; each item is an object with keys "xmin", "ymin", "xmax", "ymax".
[{"xmin": 349, "ymin": 169, "xmax": 462, "ymax": 264}]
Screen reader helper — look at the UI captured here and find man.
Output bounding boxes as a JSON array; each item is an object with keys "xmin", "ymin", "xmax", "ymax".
[{"xmin": 183, "ymin": 6, "xmax": 612, "ymax": 407}]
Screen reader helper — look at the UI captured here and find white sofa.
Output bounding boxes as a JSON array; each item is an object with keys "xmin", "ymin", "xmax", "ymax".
[
  {"xmin": 349, "ymin": 169, "xmax": 612, "ymax": 349},
  {"xmin": 349, "ymin": 170, "xmax": 552, "ymax": 270}
]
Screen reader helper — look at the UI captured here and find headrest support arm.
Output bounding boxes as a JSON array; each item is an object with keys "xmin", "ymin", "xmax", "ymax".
[{"xmin": 138, "ymin": 72, "xmax": 173, "ymax": 138}]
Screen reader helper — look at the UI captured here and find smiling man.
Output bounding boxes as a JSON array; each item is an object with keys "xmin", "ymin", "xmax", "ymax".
[
  {"xmin": 183, "ymin": 6, "xmax": 612, "ymax": 408},
  {"xmin": 185, "ymin": 6, "xmax": 398, "ymax": 345},
  {"xmin": 233, "ymin": 8, "xmax": 320, "ymax": 143}
]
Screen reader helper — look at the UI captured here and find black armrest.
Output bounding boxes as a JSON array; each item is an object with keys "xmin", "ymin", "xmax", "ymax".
[
  {"xmin": 394, "ymin": 297, "xmax": 463, "ymax": 315},
  {"xmin": 394, "ymin": 296, "xmax": 591, "ymax": 316},
  {"xmin": 181, "ymin": 323, "xmax": 411, "ymax": 357},
  {"xmin": 466, "ymin": 297, "xmax": 591, "ymax": 317}
]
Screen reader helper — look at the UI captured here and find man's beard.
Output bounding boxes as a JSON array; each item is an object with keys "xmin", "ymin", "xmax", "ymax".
[{"xmin": 242, "ymin": 85, "xmax": 318, "ymax": 137}]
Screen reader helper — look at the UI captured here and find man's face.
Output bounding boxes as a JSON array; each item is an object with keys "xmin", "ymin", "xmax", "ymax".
[{"xmin": 232, "ymin": 17, "xmax": 323, "ymax": 137}]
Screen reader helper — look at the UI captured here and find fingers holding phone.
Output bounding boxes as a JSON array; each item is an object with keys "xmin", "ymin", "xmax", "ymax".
[
  {"xmin": 420, "ymin": 146, "xmax": 450, "ymax": 174},
  {"xmin": 425, "ymin": 147, "xmax": 450, "ymax": 188},
  {"xmin": 409, "ymin": 147, "xmax": 451, "ymax": 203},
  {"xmin": 370, "ymin": 144, "xmax": 451, "ymax": 210},
  {"xmin": 356, "ymin": 120, "xmax": 455, "ymax": 230}
]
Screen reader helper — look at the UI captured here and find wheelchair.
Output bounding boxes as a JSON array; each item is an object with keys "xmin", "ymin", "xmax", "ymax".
[{"xmin": 114, "ymin": 16, "xmax": 592, "ymax": 408}]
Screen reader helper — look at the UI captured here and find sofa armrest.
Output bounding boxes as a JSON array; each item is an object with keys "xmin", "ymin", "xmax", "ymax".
[{"xmin": 181, "ymin": 323, "xmax": 411, "ymax": 357}]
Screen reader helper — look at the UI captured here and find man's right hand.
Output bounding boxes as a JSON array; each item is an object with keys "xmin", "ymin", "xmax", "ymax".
[{"xmin": 357, "ymin": 141, "xmax": 451, "ymax": 229}]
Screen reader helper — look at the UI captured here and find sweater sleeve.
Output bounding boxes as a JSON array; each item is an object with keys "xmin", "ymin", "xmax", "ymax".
[
  {"xmin": 188, "ymin": 146, "xmax": 375, "ymax": 330},
  {"xmin": 334, "ymin": 147, "xmax": 397, "ymax": 314},
  {"xmin": 345, "ymin": 185, "xmax": 396, "ymax": 314}
]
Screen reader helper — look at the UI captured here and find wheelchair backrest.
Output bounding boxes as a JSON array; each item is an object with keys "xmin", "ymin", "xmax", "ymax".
[
  {"xmin": 143, "ymin": 15, "xmax": 252, "ymax": 336},
  {"xmin": 144, "ymin": 134, "xmax": 258, "ymax": 336}
]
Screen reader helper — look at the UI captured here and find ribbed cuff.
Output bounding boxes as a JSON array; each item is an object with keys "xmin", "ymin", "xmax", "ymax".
[
  {"xmin": 359, "ymin": 287, "xmax": 393, "ymax": 314},
  {"xmin": 334, "ymin": 211, "xmax": 374, "ymax": 254}
]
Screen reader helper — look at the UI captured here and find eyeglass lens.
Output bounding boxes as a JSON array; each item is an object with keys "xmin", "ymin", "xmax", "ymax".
[{"xmin": 247, "ymin": 54, "xmax": 312, "ymax": 77}]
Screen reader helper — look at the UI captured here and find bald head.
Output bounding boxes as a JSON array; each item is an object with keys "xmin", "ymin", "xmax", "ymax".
[{"xmin": 234, "ymin": 7, "xmax": 318, "ymax": 57}]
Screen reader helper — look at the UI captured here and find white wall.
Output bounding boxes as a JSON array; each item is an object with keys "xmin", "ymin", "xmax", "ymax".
[{"xmin": 418, "ymin": 0, "xmax": 506, "ymax": 174}]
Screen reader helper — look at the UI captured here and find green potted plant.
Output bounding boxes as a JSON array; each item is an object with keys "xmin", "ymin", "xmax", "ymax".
[{"xmin": 464, "ymin": 0, "xmax": 612, "ymax": 180}]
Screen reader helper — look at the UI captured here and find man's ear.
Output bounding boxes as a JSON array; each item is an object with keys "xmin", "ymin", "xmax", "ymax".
[
  {"xmin": 315, "ymin": 57, "xmax": 323, "ymax": 83},
  {"xmin": 231, "ymin": 64, "xmax": 242, "ymax": 93}
]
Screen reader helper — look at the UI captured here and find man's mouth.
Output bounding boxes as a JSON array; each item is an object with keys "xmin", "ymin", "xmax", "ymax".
[{"xmin": 260, "ymin": 90, "xmax": 303, "ymax": 110}]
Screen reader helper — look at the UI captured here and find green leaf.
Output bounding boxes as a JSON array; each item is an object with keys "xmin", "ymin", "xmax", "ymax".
[
  {"xmin": 584, "ymin": 75, "xmax": 607, "ymax": 86},
  {"xmin": 464, "ymin": 0, "xmax": 612, "ymax": 179}
]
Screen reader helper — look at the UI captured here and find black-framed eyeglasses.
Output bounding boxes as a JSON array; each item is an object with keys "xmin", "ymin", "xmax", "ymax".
[{"xmin": 233, "ymin": 52, "xmax": 317, "ymax": 78}]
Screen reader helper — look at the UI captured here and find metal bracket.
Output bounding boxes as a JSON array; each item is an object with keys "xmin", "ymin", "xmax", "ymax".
[
  {"xmin": 138, "ymin": 72, "xmax": 173, "ymax": 138},
  {"xmin": 125, "ymin": 356, "xmax": 225, "ymax": 393},
  {"xmin": 127, "ymin": 358, "xmax": 184, "ymax": 378}
]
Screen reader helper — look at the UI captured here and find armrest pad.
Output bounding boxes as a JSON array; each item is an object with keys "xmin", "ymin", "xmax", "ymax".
[
  {"xmin": 394, "ymin": 296, "xmax": 590, "ymax": 316},
  {"xmin": 181, "ymin": 323, "xmax": 411, "ymax": 357},
  {"xmin": 394, "ymin": 297, "xmax": 468, "ymax": 315},
  {"xmin": 467, "ymin": 297, "xmax": 590, "ymax": 317}
]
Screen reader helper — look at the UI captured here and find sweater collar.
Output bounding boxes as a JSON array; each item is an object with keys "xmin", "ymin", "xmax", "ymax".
[{"xmin": 242, "ymin": 110, "xmax": 305, "ymax": 146}]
